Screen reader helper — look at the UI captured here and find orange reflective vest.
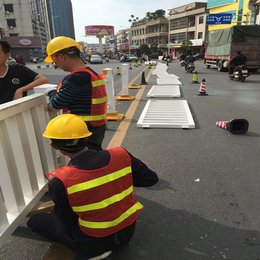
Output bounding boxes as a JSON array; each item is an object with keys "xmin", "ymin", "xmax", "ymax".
[
  {"xmin": 45, "ymin": 147, "xmax": 144, "ymax": 237},
  {"xmin": 56, "ymin": 67, "xmax": 108, "ymax": 127}
]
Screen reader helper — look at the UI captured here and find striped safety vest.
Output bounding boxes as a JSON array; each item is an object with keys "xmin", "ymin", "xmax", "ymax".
[
  {"xmin": 56, "ymin": 67, "xmax": 108, "ymax": 127},
  {"xmin": 45, "ymin": 147, "xmax": 144, "ymax": 237}
]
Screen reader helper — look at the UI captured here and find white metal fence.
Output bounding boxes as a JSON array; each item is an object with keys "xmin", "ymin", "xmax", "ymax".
[{"xmin": 0, "ymin": 93, "xmax": 65, "ymax": 248}]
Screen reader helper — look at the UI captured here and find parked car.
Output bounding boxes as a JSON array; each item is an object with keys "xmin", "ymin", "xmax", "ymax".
[
  {"xmin": 6, "ymin": 57, "xmax": 17, "ymax": 65},
  {"xmin": 120, "ymin": 55, "xmax": 138, "ymax": 62},
  {"xmin": 90, "ymin": 55, "xmax": 103, "ymax": 64}
]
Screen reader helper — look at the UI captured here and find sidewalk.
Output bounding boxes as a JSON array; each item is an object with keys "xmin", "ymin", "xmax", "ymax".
[{"xmin": 26, "ymin": 61, "xmax": 53, "ymax": 70}]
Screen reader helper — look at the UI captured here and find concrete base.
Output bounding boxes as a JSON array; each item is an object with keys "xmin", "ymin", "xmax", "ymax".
[
  {"xmin": 116, "ymin": 95, "xmax": 135, "ymax": 101},
  {"xmin": 129, "ymin": 84, "xmax": 141, "ymax": 89},
  {"xmin": 106, "ymin": 111, "xmax": 125, "ymax": 121}
]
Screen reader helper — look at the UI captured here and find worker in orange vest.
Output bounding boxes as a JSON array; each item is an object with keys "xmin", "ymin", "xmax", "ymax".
[
  {"xmin": 44, "ymin": 36, "xmax": 108, "ymax": 151},
  {"xmin": 27, "ymin": 114, "xmax": 159, "ymax": 260}
]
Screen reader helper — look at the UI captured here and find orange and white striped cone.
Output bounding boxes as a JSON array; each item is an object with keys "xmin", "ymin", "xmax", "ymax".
[
  {"xmin": 197, "ymin": 78, "xmax": 208, "ymax": 96},
  {"xmin": 216, "ymin": 119, "xmax": 249, "ymax": 134},
  {"xmin": 216, "ymin": 121, "xmax": 227, "ymax": 130}
]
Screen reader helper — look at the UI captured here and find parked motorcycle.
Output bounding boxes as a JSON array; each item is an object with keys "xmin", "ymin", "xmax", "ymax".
[
  {"xmin": 179, "ymin": 60, "xmax": 185, "ymax": 67},
  {"xmin": 185, "ymin": 62, "xmax": 195, "ymax": 73},
  {"xmin": 229, "ymin": 65, "xmax": 250, "ymax": 82}
]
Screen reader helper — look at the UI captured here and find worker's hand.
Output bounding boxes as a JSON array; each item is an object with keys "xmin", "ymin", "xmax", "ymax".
[
  {"xmin": 45, "ymin": 87, "xmax": 56, "ymax": 96},
  {"xmin": 13, "ymin": 89, "xmax": 23, "ymax": 100}
]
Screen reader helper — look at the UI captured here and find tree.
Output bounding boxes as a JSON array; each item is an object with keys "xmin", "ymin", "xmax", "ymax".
[
  {"xmin": 139, "ymin": 44, "xmax": 150, "ymax": 55},
  {"xmin": 181, "ymin": 39, "xmax": 193, "ymax": 53},
  {"xmin": 150, "ymin": 42, "xmax": 158, "ymax": 55},
  {"xmin": 128, "ymin": 14, "xmax": 139, "ymax": 23},
  {"xmin": 146, "ymin": 9, "xmax": 166, "ymax": 20}
]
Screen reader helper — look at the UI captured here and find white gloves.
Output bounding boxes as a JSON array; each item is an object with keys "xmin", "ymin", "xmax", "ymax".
[{"xmin": 45, "ymin": 87, "xmax": 56, "ymax": 96}]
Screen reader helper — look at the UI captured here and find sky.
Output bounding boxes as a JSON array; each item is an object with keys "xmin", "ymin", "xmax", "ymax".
[{"xmin": 71, "ymin": 0, "xmax": 206, "ymax": 44}]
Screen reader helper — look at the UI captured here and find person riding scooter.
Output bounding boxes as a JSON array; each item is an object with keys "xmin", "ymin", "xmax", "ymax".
[
  {"xmin": 184, "ymin": 54, "xmax": 196, "ymax": 69},
  {"xmin": 229, "ymin": 51, "xmax": 247, "ymax": 76}
]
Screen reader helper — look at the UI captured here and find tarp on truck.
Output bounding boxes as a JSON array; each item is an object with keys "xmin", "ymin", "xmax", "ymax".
[{"xmin": 207, "ymin": 26, "xmax": 260, "ymax": 55}]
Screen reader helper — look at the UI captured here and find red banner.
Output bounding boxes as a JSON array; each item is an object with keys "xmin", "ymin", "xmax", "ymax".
[{"xmin": 85, "ymin": 25, "xmax": 114, "ymax": 36}]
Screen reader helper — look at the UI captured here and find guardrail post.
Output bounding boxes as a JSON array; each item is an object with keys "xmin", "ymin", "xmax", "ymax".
[
  {"xmin": 116, "ymin": 64, "xmax": 135, "ymax": 101},
  {"xmin": 103, "ymin": 68, "xmax": 124, "ymax": 121}
]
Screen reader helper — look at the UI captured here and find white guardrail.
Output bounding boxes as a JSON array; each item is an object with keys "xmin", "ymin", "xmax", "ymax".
[{"xmin": 0, "ymin": 91, "xmax": 66, "ymax": 248}]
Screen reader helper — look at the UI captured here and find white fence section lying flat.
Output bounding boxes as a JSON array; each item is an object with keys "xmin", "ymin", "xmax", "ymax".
[
  {"xmin": 147, "ymin": 85, "xmax": 181, "ymax": 98},
  {"xmin": 157, "ymin": 78, "xmax": 182, "ymax": 85},
  {"xmin": 137, "ymin": 100, "xmax": 195, "ymax": 129},
  {"xmin": 0, "ymin": 94, "xmax": 65, "ymax": 248},
  {"xmin": 156, "ymin": 74, "xmax": 180, "ymax": 79}
]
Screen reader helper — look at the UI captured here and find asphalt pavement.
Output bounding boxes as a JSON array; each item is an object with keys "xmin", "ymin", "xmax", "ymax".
[{"xmin": 1, "ymin": 60, "xmax": 260, "ymax": 260}]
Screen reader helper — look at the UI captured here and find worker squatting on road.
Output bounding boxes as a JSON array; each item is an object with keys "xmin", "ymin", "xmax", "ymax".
[
  {"xmin": 27, "ymin": 114, "xmax": 159, "ymax": 260},
  {"xmin": 44, "ymin": 36, "xmax": 108, "ymax": 151}
]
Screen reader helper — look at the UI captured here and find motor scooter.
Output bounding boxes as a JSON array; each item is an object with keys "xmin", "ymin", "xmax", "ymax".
[
  {"xmin": 105, "ymin": 57, "xmax": 109, "ymax": 62},
  {"xmin": 179, "ymin": 60, "xmax": 185, "ymax": 67},
  {"xmin": 185, "ymin": 62, "xmax": 195, "ymax": 73},
  {"xmin": 229, "ymin": 65, "xmax": 250, "ymax": 82}
]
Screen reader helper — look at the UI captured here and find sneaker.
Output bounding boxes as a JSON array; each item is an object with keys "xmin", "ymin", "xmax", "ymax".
[{"xmin": 88, "ymin": 251, "xmax": 112, "ymax": 260}]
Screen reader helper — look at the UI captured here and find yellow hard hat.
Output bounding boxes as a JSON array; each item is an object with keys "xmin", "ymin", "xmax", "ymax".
[
  {"xmin": 43, "ymin": 114, "xmax": 92, "ymax": 139},
  {"xmin": 44, "ymin": 36, "xmax": 82, "ymax": 63}
]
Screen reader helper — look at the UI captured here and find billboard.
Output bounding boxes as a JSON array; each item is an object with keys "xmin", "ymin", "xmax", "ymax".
[{"xmin": 85, "ymin": 25, "xmax": 114, "ymax": 36}]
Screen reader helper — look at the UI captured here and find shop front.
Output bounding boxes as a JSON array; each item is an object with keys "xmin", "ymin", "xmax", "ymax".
[{"xmin": 3, "ymin": 36, "xmax": 42, "ymax": 62}]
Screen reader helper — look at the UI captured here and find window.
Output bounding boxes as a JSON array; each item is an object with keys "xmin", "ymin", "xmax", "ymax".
[
  {"xmin": 199, "ymin": 16, "xmax": 204, "ymax": 24},
  {"xmin": 4, "ymin": 4, "xmax": 14, "ymax": 13},
  {"xmin": 198, "ymin": 32, "xmax": 203, "ymax": 39},
  {"xmin": 170, "ymin": 18, "xmax": 187, "ymax": 30},
  {"xmin": 7, "ymin": 19, "xmax": 16, "ymax": 28},
  {"xmin": 9, "ymin": 33, "xmax": 19, "ymax": 36}
]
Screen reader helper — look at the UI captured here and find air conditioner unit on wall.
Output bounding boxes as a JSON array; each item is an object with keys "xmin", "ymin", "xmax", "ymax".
[{"xmin": 5, "ymin": 11, "xmax": 10, "ymax": 15}]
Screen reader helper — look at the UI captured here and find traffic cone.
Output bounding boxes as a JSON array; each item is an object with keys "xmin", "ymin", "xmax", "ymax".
[
  {"xmin": 129, "ymin": 63, "xmax": 132, "ymax": 70},
  {"xmin": 197, "ymin": 78, "xmax": 208, "ymax": 96},
  {"xmin": 191, "ymin": 71, "xmax": 199, "ymax": 84},
  {"xmin": 148, "ymin": 63, "xmax": 152, "ymax": 69},
  {"xmin": 116, "ymin": 67, "xmax": 121, "ymax": 75},
  {"xmin": 216, "ymin": 119, "xmax": 249, "ymax": 134},
  {"xmin": 140, "ymin": 71, "xmax": 147, "ymax": 85}
]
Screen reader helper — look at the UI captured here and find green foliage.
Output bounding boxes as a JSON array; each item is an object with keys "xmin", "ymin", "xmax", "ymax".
[
  {"xmin": 181, "ymin": 39, "xmax": 193, "ymax": 50},
  {"xmin": 150, "ymin": 42, "xmax": 158, "ymax": 54},
  {"xmin": 146, "ymin": 9, "xmax": 166, "ymax": 20},
  {"xmin": 139, "ymin": 44, "xmax": 150, "ymax": 54}
]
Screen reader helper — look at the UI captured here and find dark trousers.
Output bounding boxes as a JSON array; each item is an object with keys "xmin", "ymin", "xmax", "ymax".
[
  {"xmin": 27, "ymin": 213, "xmax": 136, "ymax": 259},
  {"xmin": 86, "ymin": 123, "xmax": 106, "ymax": 151},
  {"xmin": 229, "ymin": 65, "xmax": 236, "ymax": 75}
]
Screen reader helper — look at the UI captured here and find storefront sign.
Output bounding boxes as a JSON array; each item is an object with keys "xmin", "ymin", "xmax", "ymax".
[{"xmin": 19, "ymin": 39, "xmax": 32, "ymax": 46}]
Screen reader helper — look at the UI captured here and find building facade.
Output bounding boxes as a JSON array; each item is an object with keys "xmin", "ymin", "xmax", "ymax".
[
  {"xmin": 207, "ymin": 0, "xmax": 257, "ymax": 31},
  {"xmin": 46, "ymin": 0, "xmax": 75, "ymax": 39},
  {"xmin": 130, "ymin": 17, "xmax": 168, "ymax": 55},
  {"xmin": 0, "ymin": 0, "xmax": 46, "ymax": 61},
  {"xmin": 115, "ymin": 29, "xmax": 131, "ymax": 54},
  {"xmin": 168, "ymin": 2, "xmax": 208, "ymax": 57}
]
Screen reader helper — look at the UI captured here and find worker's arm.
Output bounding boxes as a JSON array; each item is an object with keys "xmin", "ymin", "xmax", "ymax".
[
  {"xmin": 48, "ymin": 72, "xmax": 91, "ymax": 109},
  {"xmin": 13, "ymin": 74, "xmax": 49, "ymax": 100},
  {"xmin": 124, "ymin": 149, "xmax": 159, "ymax": 187}
]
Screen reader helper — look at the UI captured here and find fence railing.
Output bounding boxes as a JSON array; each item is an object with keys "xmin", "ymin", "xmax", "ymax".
[{"xmin": 0, "ymin": 93, "xmax": 65, "ymax": 248}]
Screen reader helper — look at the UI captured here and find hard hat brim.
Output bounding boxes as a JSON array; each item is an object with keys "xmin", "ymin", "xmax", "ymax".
[
  {"xmin": 45, "ymin": 56, "xmax": 53, "ymax": 63},
  {"xmin": 43, "ymin": 131, "xmax": 92, "ymax": 139}
]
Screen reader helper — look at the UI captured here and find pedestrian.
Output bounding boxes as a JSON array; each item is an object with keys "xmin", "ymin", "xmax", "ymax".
[
  {"xmin": 18, "ymin": 55, "xmax": 25, "ymax": 65},
  {"xmin": 44, "ymin": 36, "xmax": 108, "ymax": 151},
  {"xmin": 0, "ymin": 40, "xmax": 49, "ymax": 104},
  {"xmin": 27, "ymin": 114, "xmax": 159, "ymax": 260}
]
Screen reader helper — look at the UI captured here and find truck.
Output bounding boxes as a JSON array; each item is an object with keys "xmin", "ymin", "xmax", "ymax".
[{"xmin": 204, "ymin": 25, "xmax": 260, "ymax": 72}]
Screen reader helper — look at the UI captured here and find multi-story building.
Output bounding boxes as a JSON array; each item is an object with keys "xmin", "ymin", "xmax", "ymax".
[
  {"xmin": 0, "ymin": 0, "xmax": 45, "ymax": 61},
  {"xmin": 130, "ymin": 17, "xmax": 168, "ymax": 55},
  {"xmin": 115, "ymin": 29, "xmax": 131, "ymax": 54},
  {"xmin": 207, "ymin": 0, "xmax": 257, "ymax": 31},
  {"xmin": 46, "ymin": 0, "xmax": 75, "ymax": 39},
  {"xmin": 104, "ymin": 35, "xmax": 115, "ymax": 54},
  {"xmin": 168, "ymin": 2, "xmax": 208, "ymax": 57}
]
